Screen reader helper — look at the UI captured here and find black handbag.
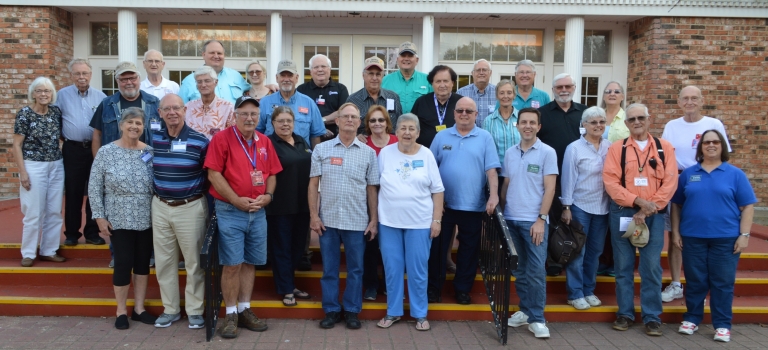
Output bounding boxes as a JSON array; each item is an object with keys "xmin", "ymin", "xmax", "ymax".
[{"xmin": 548, "ymin": 217, "xmax": 587, "ymax": 266}]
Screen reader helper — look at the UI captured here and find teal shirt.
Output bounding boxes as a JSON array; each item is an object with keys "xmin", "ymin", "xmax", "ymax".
[
  {"xmin": 513, "ymin": 86, "xmax": 551, "ymax": 110},
  {"xmin": 382, "ymin": 70, "xmax": 432, "ymax": 113},
  {"xmin": 482, "ymin": 109, "xmax": 520, "ymax": 168},
  {"xmin": 178, "ymin": 67, "xmax": 250, "ymax": 104}
]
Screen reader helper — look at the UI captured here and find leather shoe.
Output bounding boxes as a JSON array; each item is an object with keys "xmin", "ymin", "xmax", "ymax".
[
  {"xmin": 546, "ymin": 265, "xmax": 562, "ymax": 276},
  {"xmin": 115, "ymin": 314, "xmax": 129, "ymax": 330},
  {"xmin": 20, "ymin": 258, "xmax": 33, "ymax": 267},
  {"xmin": 427, "ymin": 288, "xmax": 441, "ymax": 303},
  {"xmin": 344, "ymin": 312, "xmax": 361, "ymax": 330},
  {"xmin": 63, "ymin": 238, "xmax": 78, "ymax": 246},
  {"xmin": 85, "ymin": 237, "xmax": 105, "ymax": 245},
  {"xmin": 131, "ymin": 309, "xmax": 157, "ymax": 325},
  {"xmin": 455, "ymin": 291, "xmax": 471, "ymax": 305},
  {"xmin": 319, "ymin": 311, "xmax": 342, "ymax": 329},
  {"xmin": 38, "ymin": 254, "xmax": 66, "ymax": 263}
]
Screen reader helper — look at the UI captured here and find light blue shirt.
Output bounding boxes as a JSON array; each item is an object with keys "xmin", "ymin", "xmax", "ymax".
[
  {"xmin": 482, "ymin": 108, "xmax": 520, "ymax": 168},
  {"xmin": 257, "ymin": 91, "xmax": 326, "ymax": 146},
  {"xmin": 560, "ymin": 136, "xmax": 611, "ymax": 215},
  {"xmin": 55, "ymin": 85, "xmax": 106, "ymax": 142},
  {"xmin": 513, "ymin": 86, "xmax": 551, "ymax": 110},
  {"xmin": 430, "ymin": 126, "xmax": 500, "ymax": 212},
  {"xmin": 178, "ymin": 67, "xmax": 250, "ymax": 104},
  {"xmin": 502, "ymin": 138, "xmax": 558, "ymax": 222},
  {"xmin": 456, "ymin": 83, "xmax": 496, "ymax": 127}
]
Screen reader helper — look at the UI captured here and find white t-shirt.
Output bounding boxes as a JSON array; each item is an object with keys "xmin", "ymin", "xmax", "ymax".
[
  {"xmin": 661, "ymin": 116, "xmax": 731, "ymax": 170},
  {"xmin": 377, "ymin": 144, "xmax": 444, "ymax": 229},
  {"xmin": 140, "ymin": 77, "xmax": 181, "ymax": 100}
]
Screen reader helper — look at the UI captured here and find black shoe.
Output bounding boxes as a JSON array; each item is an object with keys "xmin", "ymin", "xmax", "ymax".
[
  {"xmin": 344, "ymin": 312, "xmax": 361, "ymax": 330},
  {"xmin": 319, "ymin": 312, "xmax": 342, "ymax": 329},
  {"xmin": 613, "ymin": 316, "xmax": 632, "ymax": 331},
  {"xmin": 645, "ymin": 321, "xmax": 662, "ymax": 336},
  {"xmin": 85, "ymin": 237, "xmax": 105, "ymax": 245},
  {"xmin": 546, "ymin": 265, "xmax": 562, "ymax": 276},
  {"xmin": 115, "ymin": 314, "xmax": 129, "ymax": 330},
  {"xmin": 63, "ymin": 238, "xmax": 78, "ymax": 246},
  {"xmin": 455, "ymin": 291, "xmax": 471, "ymax": 305},
  {"xmin": 131, "ymin": 309, "xmax": 157, "ymax": 325},
  {"xmin": 427, "ymin": 288, "xmax": 441, "ymax": 303}
]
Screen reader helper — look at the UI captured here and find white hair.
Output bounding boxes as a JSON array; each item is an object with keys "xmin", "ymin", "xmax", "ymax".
[
  {"xmin": 67, "ymin": 58, "xmax": 92, "ymax": 73},
  {"xmin": 552, "ymin": 73, "xmax": 575, "ymax": 87},
  {"xmin": 28, "ymin": 76, "xmax": 57, "ymax": 104},
  {"xmin": 515, "ymin": 60, "xmax": 536, "ymax": 73},
  {"xmin": 626, "ymin": 103, "xmax": 650, "ymax": 117},
  {"xmin": 581, "ymin": 106, "xmax": 606, "ymax": 123},
  {"xmin": 309, "ymin": 54, "xmax": 333, "ymax": 69},
  {"xmin": 473, "ymin": 59, "xmax": 492, "ymax": 72},
  {"xmin": 194, "ymin": 66, "xmax": 218, "ymax": 82},
  {"xmin": 143, "ymin": 49, "xmax": 163, "ymax": 61}
]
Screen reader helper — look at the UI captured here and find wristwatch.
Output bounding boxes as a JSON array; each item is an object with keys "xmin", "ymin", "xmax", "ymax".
[
  {"xmin": 433, "ymin": 219, "xmax": 442, "ymax": 224},
  {"xmin": 562, "ymin": 205, "xmax": 571, "ymax": 211},
  {"xmin": 740, "ymin": 232, "xmax": 750, "ymax": 237},
  {"xmin": 265, "ymin": 192, "xmax": 274, "ymax": 202},
  {"xmin": 322, "ymin": 117, "xmax": 327, "ymax": 123},
  {"xmin": 538, "ymin": 214, "xmax": 548, "ymax": 221}
]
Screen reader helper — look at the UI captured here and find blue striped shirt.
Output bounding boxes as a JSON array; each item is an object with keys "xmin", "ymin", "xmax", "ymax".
[
  {"xmin": 55, "ymin": 85, "xmax": 106, "ymax": 142},
  {"xmin": 560, "ymin": 136, "xmax": 611, "ymax": 215},
  {"xmin": 482, "ymin": 108, "xmax": 520, "ymax": 168},
  {"xmin": 152, "ymin": 124, "xmax": 210, "ymax": 200},
  {"xmin": 457, "ymin": 83, "xmax": 496, "ymax": 127}
]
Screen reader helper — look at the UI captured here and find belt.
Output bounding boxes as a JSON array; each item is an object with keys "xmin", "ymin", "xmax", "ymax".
[
  {"xmin": 65, "ymin": 139, "xmax": 92, "ymax": 148},
  {"xmin": 155, "ymin": 194, "xmax": 204, "ymax": 207}
]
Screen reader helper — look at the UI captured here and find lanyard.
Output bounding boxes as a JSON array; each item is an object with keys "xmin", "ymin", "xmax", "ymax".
[
  {"xmin": 233, "ymin": 127, "xmax": 258, "ymax": 169},
  {"xmin": 434, "ymin": 93, "xmax": 451, "ymax": 125}
]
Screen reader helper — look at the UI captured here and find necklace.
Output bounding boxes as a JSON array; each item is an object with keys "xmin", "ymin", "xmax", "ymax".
[{"xmin": 632, "ymin": 143, "xmax": 652, "ymax": 173}]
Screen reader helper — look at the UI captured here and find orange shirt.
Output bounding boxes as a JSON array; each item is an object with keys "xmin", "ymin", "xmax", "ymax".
[{"xmin": 602, "ymin": 133, "xmax": 678, "ymax": 210}]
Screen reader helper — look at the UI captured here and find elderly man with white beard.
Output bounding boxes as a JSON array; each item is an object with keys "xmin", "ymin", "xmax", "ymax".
[{"xmin": 536, "ymin": 72, "xmax": 587, "ymax": 277}]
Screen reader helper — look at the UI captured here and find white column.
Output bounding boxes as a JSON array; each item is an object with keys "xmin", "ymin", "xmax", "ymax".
[
  {"xmin": 269, "ymin": 12, "xmax": 283, "ymax": 85},
  {"xmin": 563, "ymin": 16, "xmax": 585, "ymax": 102},
  {"xmin": 117, "ymin": 9, "xmax": 137, "ymax": 64},
  {"xmin": 421, "ymin": 15, "xmax": 434, "ymax": 71}
]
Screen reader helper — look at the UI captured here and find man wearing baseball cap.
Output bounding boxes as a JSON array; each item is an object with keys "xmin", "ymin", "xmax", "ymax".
[
  {"xmin": 257, "ymin": 59, "xmax": 325, "ymax": 148},
  {"xmin": 382, "ymin": 41, "xmax": 432, "ymax": 113},
  {"xmin": 346, "ymin": 56, "xmax": 403, "ymax": 135},
  {"xmin": 205, "ymin": 95, "xmax": 282, "ymax": 338}
]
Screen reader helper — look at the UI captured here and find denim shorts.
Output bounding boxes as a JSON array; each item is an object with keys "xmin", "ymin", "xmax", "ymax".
[{"xmin": 215, "ymin": 199, "xmax": 267, "ymax": 266}]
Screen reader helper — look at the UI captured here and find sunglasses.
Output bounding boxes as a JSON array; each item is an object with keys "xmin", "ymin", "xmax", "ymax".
[
  {"xmin": 454, "ymin": 109, "xmax": 476, "ymax": 115},
  {"xmin": 604, "ymin": 89, "xmax": 622, "ymax": 94},
  {"xmin": 587, "ymin": 120, "xmax": 607, "ymax": 125},
  {"xmin": 369, "ymin": 118, "xmax": 386, "ymax": 123},
  {"xmin": 702, "ymin": 140, "xmax": 721, "ymax": 146},
  {"xmin": 626, "ymin": 116, "xmax": 647, "ymax": 123}
]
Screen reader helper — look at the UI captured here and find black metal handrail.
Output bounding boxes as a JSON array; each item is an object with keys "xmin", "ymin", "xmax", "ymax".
[
  {"xmin": 479, "ymin": 206, "xmax": 518, "ymax": 345},
  {"xmin": 200, "ymin": 213, "xmax": 222, "ymax": 342}
]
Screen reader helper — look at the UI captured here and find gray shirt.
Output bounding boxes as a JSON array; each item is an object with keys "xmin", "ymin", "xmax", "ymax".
[
  {"xmin": 56, "ymin": 85, "xmax": 106, "ymax": 142},
  {"xmin": 310, "ymin": 136, "xmax": 379, "ymax": 231},
  {"xmin": 502, "ymin": 138, "xmax": 558, "ymax": 222},
  {"xmin": 346, "ymin": 88, "xmax": 403, "ymax": 134}
]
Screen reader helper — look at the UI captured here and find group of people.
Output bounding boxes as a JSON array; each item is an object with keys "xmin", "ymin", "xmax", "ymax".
[{"xmin": 11, "ymin": 38, "xmax": 755, "ymax": 343}]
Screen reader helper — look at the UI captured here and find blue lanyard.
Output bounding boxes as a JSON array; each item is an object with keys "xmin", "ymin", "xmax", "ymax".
[
  {"xmin": 434, "ymin": 93, "xmax": 451, "ymax": 125},
  {"xmin": 233, "ymin": 127, "xmax": 258, "ymax": 169}
]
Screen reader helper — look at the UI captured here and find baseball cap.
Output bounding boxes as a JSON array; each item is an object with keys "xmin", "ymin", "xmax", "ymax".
[
  {"xmin": 364, "ymin": 56, "xmax": 385, "ymax": 71},
  {"xmin": 276, "ymin": 60, "xmax": 298, "ymax": 75},
  {"xmin": 114, "ymin": 61, "xmax": 140, "ymax": 76},
  {"xmin": 398, "ymin": 42, "xmax": 418, "ymax": 55},
  {"xmin": 622, "ymin": 221, "xmax": 649, "ymax": 248},
  {"xmin": 235, "ymin": 95, "xmax": 260, "ymax": 109}
]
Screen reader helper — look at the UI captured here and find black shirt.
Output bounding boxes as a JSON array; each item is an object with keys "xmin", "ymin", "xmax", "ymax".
[
  {"xmin": 266, "ymin": 133, "xmax": 312, "ymax": 216},
  {"xmin": 537, "ymin": 101, "xmax": 586, "ymax": 172},
  {"xmin": 90, "ymin": 94, "xmax": 149, "ymax": 143},
  {"xmin": 411, "ymin": 92, "xmax": 463, "ymax": 148},
  {"xmin": 296, "ymin": 79, "xmax": 349, "ymax": 138}
]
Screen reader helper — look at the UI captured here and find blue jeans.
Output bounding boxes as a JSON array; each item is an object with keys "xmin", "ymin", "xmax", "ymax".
[
  {"xmin": 215, "ymin": 200, "xmax": 267, "ymax": 266},
  {"xmin": 682, "ymin": 236, "xmax": 740, "ymax": 329},
  {"xmin": 565, "ymin": 205, "xmax": 609, "ymax": 300},
  {"xmin": 267, "ymin": 213, "xmax": 310, "ymax": 295},
  {"xmin": 610, "ymin": 201, "xmax": 664, "ymax": 324},
  {"xmin": 378, "ymin": 224, "xmax": 432, "ymax": 318},
  {"xmin": 319, "ymin": 227, "xmax": 365, "ymax": 313},
  {"xmin": 507, "ymin": 220, "xmax": 548, "ymax": 323}
]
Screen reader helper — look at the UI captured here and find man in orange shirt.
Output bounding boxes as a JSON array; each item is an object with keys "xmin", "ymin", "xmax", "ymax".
[{"xmin": 603, "ymin": 103, "xmax": 677, "ymax": 337}]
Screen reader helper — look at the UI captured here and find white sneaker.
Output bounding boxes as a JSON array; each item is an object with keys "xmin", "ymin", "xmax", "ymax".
[
  {"xmin": 585, "ymin": 295, "xmax": 602, "ymax": 306},
  {"xmin": 528, "ymin": 322, "xmax": 550, "ymax": 339},
  {"xmin": 567, "ymin": 297, "xmax": 590, "ymax": 310},
  {"xmin": 714, "ymin": 328, "xmax": 731, "ymax": 342},
  {"xmin": 507, "ymin": 311, "xmax": 529, "ymax": 327},
  {"xmin": 661, "ymin": 284, "xmax": 684, "ymax": 302},
  {"xmin": 678, "ymin": 321, "xmax": 698, "ymax": 335}
]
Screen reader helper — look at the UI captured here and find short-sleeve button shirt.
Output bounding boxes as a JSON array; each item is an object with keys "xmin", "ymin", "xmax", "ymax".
[{"xmin": 502, "ymin": 138, "xmax": 559, "ymax": 222}]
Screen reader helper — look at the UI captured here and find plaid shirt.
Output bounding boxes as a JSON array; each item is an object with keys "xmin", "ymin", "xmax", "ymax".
[
  {"xmin": 346, "ymin": 88, "xmax": 403, "ymax": 134},
  {"xmin": 456, "ymin": 83, "xmax": 496, "ymax": 127},
  {"xmin": 310, "ymin": 136, "xmax": 380, "ymax": 231}
]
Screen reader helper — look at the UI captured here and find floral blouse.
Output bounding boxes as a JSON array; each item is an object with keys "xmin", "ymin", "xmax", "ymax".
[
  {"xmin": 13, "ymin": 106, "xmax": 63, "ymax": 162},
  {"xmin": 88, "ymin": 143, "xmax": 154, "ymax": 231},
  {"xmin": 185, "ymin": 96, "xmax": 236, "ymax": 140}
]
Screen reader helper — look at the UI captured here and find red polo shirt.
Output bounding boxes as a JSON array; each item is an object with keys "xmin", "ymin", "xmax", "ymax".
[{"xmin": 204, "ymin": 126, "xmax": 282, "ymax": 202}]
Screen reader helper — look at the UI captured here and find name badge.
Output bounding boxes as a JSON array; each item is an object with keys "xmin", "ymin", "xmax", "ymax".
[
  {"xmin": 209, "ymin": 128, "xmax": 220, "ymax": 136},
  {"xmin": 527, "ymin": 164, "xmax": 540, "ymax": 173},
  {"xmin": 692, "ymin": 134, "xmax": 701, "ymax": 148},
  {"xmin": 251, "ymin": 170, "xmax": 264, "ymax": 186},
  {"xmin": 330, "ymin": 157, "xmax": 343, "ymax": 166},
  {"xmin": 689, "ymin": 175, "xmax": 702, "ymax": 182},
  {"xmin": 140, "ymin": 150, "xmax": 153, "ymax": 163},
  {"xmin": 579, "ymin": 127, "xmax": 586, "ymax": 135},
  {"xmin": 150, "ymin": 120, "xmax": 161, "ymax": 131},
  {"xmin": 488, "ymin": 104, "xmax": 495, "ymax": 113},
  {"xmin": 299, "ymin": 107, "xmax": 309, "ymax": 114},
  {"xmin": 634, "ymin": 177, "xmax": 649, "ymax": 187},
  {"xmin": 531, "ymin": 101, "xmax": 540, "ymax": 109},
  {"xmin": 436, "ymin": 125, "xmax": 447, "ymax": 132},
  {"xmin": 329, "ymin": 91, "xmax": 338, "ymax": 95},
  {"xmin": 619, "ymin": 217, "xmax": 633, "ymax": 231},
  {"xmin": 412, "ymin": 160, "xmax": 424, "ymax": 168},
  {"xmin": 316, "ymin": 95, "xmax": 325, "ymax": 106},
  {"xmin": 171, "ymin": 140, "xmax": 187, "ymax": 153},
  {"xmin": 386, "ymin": 99, "xmax": 395, "ymax": 111},
  {"xmin": 513, "ymin": 122, "xmax": 517, "ymax": 127},
  {"xmin": 442, "ymin": 145, "xmax": 452, "ymax": 150}
]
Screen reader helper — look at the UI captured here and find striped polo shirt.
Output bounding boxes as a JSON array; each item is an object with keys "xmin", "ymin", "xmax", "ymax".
[{"xmin": 152, "ymin": 124, "xmax": 210, "ymax": 200}]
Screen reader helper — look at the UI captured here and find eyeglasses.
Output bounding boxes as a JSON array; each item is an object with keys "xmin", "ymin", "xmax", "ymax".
[
  {"xmin": 626, "ymin": 116, "xmax": 648, "ymax": 123},
  {"xmin": 71, "ymin": 72, "xmax": 91, "ymax": 77},
  {"xmin": 474, "ymin": 68, "xmax": 490, "ymax": 73},
  {"xmin": 702, "ymin": 140, "xmax": 721, "ymax": 145},
  {"xmin": 680, "ymin": 96, "xmax": 701, "ymax": 102},
  {"xmin": 34, "ymin": 89, "xmax": 52, "ymax": 95},
  {"xmin": 236, "ymin": 112, "xmax": 259, "ymax": 118},
  {"xmin": 311, "ymin": 65, "xmax": 329, "ymax": 70},
  {"xmin": 587, "ymin": 120, "xmax": 607, "ymax": 125},
  {"xmin": 455, "ymin": 109, "xmax": 476, "ymax": 115},
  {"xmin": 369, "ymin": 118, "xmax": 386, "ymax": 124},
  {"xmin": 117, "ymin": 76, "xmax": 138, "ymax": 84},
  {"xmin": 160, "ymin": 106, "xmax": 184, "ymax": 113},
  {"xmin": 338, "ymin": 114, "xmax": 359, "ymax": 120},
  {"xmin": 144, "ymin": 60, "xmax": 163, "ymax": 65},
  {"xmin": 604, "ymin": 89, "xmax": 622, "ymax": 95},
  {"xmin": 247, "ymin": 70, "xmax": 263, "ymax": 76},
  {"xmin": 196, "ymin": 79, "xmax": 215, "ymax": 85},
  {"xmin": 274, "ymin": 119, "xmax": 293, "ymax": 124},
  {"xmin": 516, "ymin": 70, "xmax": 534, "ymax": 76},
  {"xmin": 554, "ymin": 85, "xmax": 574, "ymax": 90}
]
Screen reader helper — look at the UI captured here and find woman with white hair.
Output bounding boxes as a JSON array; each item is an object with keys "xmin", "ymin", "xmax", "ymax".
[
  {"xmin": 559, "ymin": 106, "xmax": 611, "ymax": 310},
  {"xmin": 185, "ymin": 66, "xmax": 236, "ymax": 139},
  {"xmin": 601, "ymin": 81, "xmax": 630, "ymax": 142},
  {"xmin": 12, "ymin": 77, "xmax": 66, "ymax": 267}
]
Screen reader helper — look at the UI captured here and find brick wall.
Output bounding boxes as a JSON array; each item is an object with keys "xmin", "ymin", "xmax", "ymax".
[
  {"xmin": 0, "ymin": 6, "xmax": 73, "ymax": 197},
  {"xmin": 628, "ymin": 17, "xmax": 768, "ymax": 206}
]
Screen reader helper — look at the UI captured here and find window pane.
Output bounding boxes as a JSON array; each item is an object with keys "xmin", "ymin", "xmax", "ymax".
[
  {"xmin": 231, "ymin": 25, "xmax": 249, "ymax": 58},
  {"xmin": 456, "ymin": 74, "xmax": 471, "ymax": 91},
  {"xmin": 168, "ymin": 70, "xmax": 194, "ymax": 86},
  {"xmin": 588, "ymin": 30, "xmax": 611, "ymax": 63},
  {"xmin": 198, "ymin": 25, "xmax": 216, "ymax": 54},
  {"xmin": 109, "ymin": 23, "xmax": 118, "ymax": 56},
  {"xmin": 474, "ymin": 28, "xmax": 493, "ymax": 61},
  {"xmin": 161, "ymin": 24, "xmax": 179, "ymax": 56},
  {"xmin": 179, "ymin": 24, "xmax": 199, "ymax": 56},
  {"xmin": 101, "ymin": 70, "xmax": 116, "ymax": 96},
  {"xmin": 439, "ymin": 27, "xmax": 457, "ymax": 60},
  {"xmin": 491, "ymin": 28, "xmax": 508, "ymax": 62},
  {"xmin": 554, "ymin": 30, "xmax": 565, "ymax": 63},
  {"xmin": 214, "ymin": 25, "xmax": 233, "ymax": 56},
  {"xmin": 509, "ymin": 29, "xmax": 527, "ymax": 62},
  {"xmin": 303, "ymin": 46, "xmax": 317, "ymax": 82},
  {"xmin": 456, "ymin": 28, "xmax": 474, "ymax": 61},
  {"xmin": 249, "ymin": 25, "xmax": 267, "ymax": 57},
  {"xmin": 525, "ymin": 30, "xmax": 543, "ymax": 62},
  {"xmin": 583, "ymin": 33, "xmax": 592, "ymax": 63},
  {"xmin": 328, "ymin": 45, "xmax": 340, "ymax": 69},
  {"xmin": 586, "ymin": 77, "xmax": 599, "ymax": 96},
  {"xmin": 91, "ymin": 22, "xmax": 112, "ymax": 55},
  {"xmin": 386, "ymin": 47, "xmax": 398, "ymax": 71},
  {"xmin": 137, "ymin": 23, "xmax": 149, "ymax": 56}
]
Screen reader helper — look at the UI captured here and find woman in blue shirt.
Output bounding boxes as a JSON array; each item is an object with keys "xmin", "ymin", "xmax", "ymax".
[
  {"xmin": 482, "ymin": 79, "xmax": 519, "ymax": 197},
  {"xmin": 671, "ymin": 129, "xmax": 756, "ymax": 343}
]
